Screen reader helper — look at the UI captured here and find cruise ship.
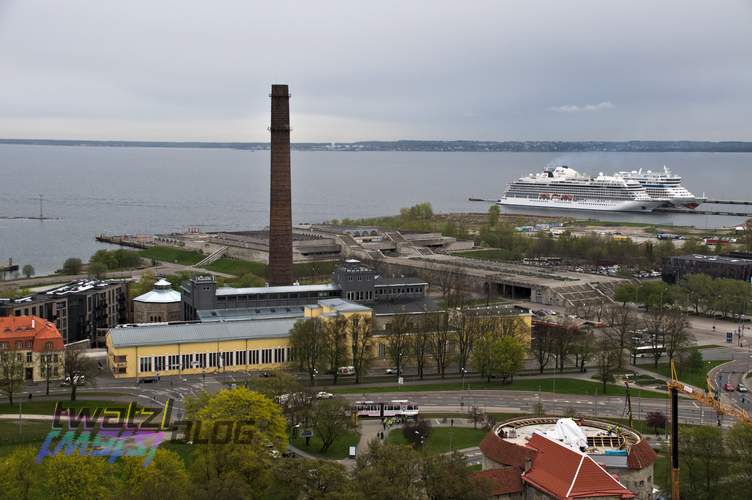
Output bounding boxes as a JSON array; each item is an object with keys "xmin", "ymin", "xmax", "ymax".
[
  {"xmin": 498, "ymin": 165, "xmax": 663, "ymax": 212},
  {"xmin": 615, "ymin": 166, "xmax": 705, "ymax": 209}
]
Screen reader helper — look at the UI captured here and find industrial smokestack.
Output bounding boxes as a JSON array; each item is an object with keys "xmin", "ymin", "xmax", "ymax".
[{"xmin": 268, "ymin": 84, "xmax": 294, "ymax": 286}]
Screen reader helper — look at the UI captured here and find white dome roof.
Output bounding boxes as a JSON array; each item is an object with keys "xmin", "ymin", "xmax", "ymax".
[{"xmin": 134, "ymin": 279, "xmax": 181, "ymax": 304}]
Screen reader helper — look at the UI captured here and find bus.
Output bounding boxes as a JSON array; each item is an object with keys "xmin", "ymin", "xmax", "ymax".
[
  {"xmin": 633, "ymin": 344, "xmax": 665, "ymax": 358},
  {"xmin": 353, "ymin": 400, "xmax": 419, "ymax": 418}
]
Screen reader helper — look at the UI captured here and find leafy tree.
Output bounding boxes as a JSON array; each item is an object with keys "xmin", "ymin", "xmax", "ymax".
[
  {"xmin": 40, "ymin": 453, "xmax": 114, "ymax": 499},
  {"xmin": 487, "ymin": 204, "xmax": 500, "ymax": 227},
  {"xmin": 0, "ymin": 344, "xmax": 25, "ymax": 404},
  {"xmin": 422, "ymin": 452, "xmax": 492, "ymax": 500},
  {"xmin": 571, "ymin": 329, "xmax": 595, "ymax": 372},
  {"xmin": 489, "ymin": 335, "xmax": 527, "ymax": 383},
  {"xmin": 21, "ymin": 264, "xmax": 34, "ymax": 278},
  {"xmin": 289, "ymin": 318, "xmax": 326, "ymax": 384},
  {"xmin": 0, "ymin": 446, "xmax": 38, "ymax": 500},
  {"xmin": 61, "ymin": 257, "xmax": 83, "ymax": 275},
  {"xmin": 117, "ymin": 449, "xmax": 190, "ymax": 500},
  {"xmin": 87, "ymin": 261, "xmax": 108, "ymax": 279},
  {"xmin": 266, "ymin": 458, "xmax": 355, "ymax": 500},
  {"xmin": 311, "ymin": 397, "xmax": 353, "ymax": 453},
  {"xmin": 726, "ymin": 423, "xmax": 752, "ymax": 491},
  {"xmin": 402, "ymin": 418, "xmax": 432, "ymax": 448},
  {"xmin": 230, "ymin": 272, "xmax": 265, "ymax": 288},
  {"xmin": 194, "ymin": 386, "xmax": 287, "ymax": 450},
  {"xmin": 680, "ymin": 425, "xmax": 728, "ymax": 500},
  {"xmin": 676, "ymin": 273, "xmax": 715, "ymax": 315},
  {"xmin": 353, "ymin": 441, "xmax": 424, "ymax": 500}
]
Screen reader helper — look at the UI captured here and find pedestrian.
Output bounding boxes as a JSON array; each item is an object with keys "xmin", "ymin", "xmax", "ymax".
[
  {"xmin": 382, "ymin": 418, "xmax": 386, "ymax": 430},
  {"xmin": 28, "ymin": 393, "xmax": 32, "ymax": 400}
]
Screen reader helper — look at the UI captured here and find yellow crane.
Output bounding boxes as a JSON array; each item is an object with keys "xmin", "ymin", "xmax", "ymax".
[{"xmin": 666, "ymin": 360, "xmax": 752, "ymax": 499}]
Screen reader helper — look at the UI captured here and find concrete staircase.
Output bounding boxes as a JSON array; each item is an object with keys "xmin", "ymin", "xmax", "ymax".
[{"xmin": 195, "ymin": 246, "xmax": 227, "ymax": 267}]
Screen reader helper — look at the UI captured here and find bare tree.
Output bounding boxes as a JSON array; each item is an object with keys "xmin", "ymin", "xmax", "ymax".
[
  {"xmin": 324, "ymin": 315, "xmax": 350, "ymax": 385},
  {"xmin": 551, "ymin": 321, "xmax": 578, "ymax": 372},
  {"xmin": 428, "ymin": 311, "xmax": 451, "ymax": 378},
  {"xmin": 63, "ymin": 348, "xmax": 98, "ymax": 401},
  {"xmin": 289, "ymin": 319, "xmax": 325, "ymax": 385},
  {"xmin": 0, "ymin": 345, "xmax": 24, "ymax": 404},
  {"xmin": 532, "ymin": 324, "xmax": 556, "ymax": 374},
  {"xmin": 41, "ymin": 344, "xmax": 62, "ymax": 396},
  {"xmin": 603, "ymin": 303, "xmax": 637, "ymax": 369},
  {"xmin": 664, "ymin": 307, "xmax": 692, "ymax": 366},
  {"xmin": 350, "ymin": 315, "xmax": 373, "ymax": 384},
  {"xmin": 571, "ymin": 329, "xmax": 596, "ymax": 372},
  {"xmin": 385, "ymin": 314, "xmax": 412, "ymax": 376},
  {"xmin": 411, "ymin": 316, "xmax": 432, "ymax": 380},
  {"xmin": 595, "ymin": 335, "xmax": 619, "ymax": 393},
  {"xmin": 452, "ymin": 309, "xmax": 477, "ymax": 374},
  {"xmin": 643, "ymin": 307, "xmax": 668, "ymax": 368}
]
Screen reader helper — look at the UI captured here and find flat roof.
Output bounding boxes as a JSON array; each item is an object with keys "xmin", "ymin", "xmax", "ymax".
[
  {"xmin": 316, "ymin": 298, "xmax": 372, "ymax": 313},
  {"xmin": 216, "ymin": 283, "xmax": 339, "ymax": 296},
  {"xmin": 109, "ymin": 317, "xmax": 298, "ymax": 348},
  {"xmin": 197, "ymin": 307, "xmax": 305, "ymax": 322}
]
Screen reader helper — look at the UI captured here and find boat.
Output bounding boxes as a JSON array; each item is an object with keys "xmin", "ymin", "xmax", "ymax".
[
  {"xmin": 614, "ymin": 166, "xmax": 705, "ymax": 209},
  {"xmin": 498, "ymin": 165, "xmax": 663, "ymax": 212}
]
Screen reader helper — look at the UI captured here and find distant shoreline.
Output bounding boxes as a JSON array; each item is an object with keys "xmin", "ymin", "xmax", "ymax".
[{"xmin": 2, "ymin": 138, "xmax": 752, "ymax": 153}]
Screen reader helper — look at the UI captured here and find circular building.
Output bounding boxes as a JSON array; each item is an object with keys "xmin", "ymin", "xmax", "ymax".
[
  {"xmin": 477, "ymin": 416, "xmax": 657, "ymax": 500},
  {"xmin": 133, "ymin": 278, "xmax": 182, "ymax": 323}
]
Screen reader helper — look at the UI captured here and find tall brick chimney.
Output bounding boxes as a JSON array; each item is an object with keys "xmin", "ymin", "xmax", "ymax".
[{"xmin": 268, "ymin": 84, "xmax": 294, "ymax": 286}]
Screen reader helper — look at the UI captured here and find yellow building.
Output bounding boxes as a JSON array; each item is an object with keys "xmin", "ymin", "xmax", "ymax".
[{"xmin": 105, "ymin": 298, "xmax": 374, "ymax": 379}]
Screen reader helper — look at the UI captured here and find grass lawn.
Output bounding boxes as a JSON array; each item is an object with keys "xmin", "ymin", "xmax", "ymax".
[
  {"xmin": 292, "ymin": 430, "xmax": 359, "ymax": 460},
  {"xmin": 466, "ymin": 463, "xmax": 482, "ymax": 472},
  {"xmin": 330, "ymin": 378, "xmax": 666, "ymax": 398},
  {"xmin": 387, "ymin": 427, "xmax": 487, "ymax": 455},
  {"xmin": 0, "ymin": 399, "xmax": 132, "ymax": 415},
  {"xmin": 140, "ymin": 246, "xmax": 204, "ymax": 266},
  {"xmin": 207, "ymin": 258, "xmax": 267, "ymax": 277},
  {"xmin": 638, "ymin": 360, "xmax": 729, "ymax": 389}
]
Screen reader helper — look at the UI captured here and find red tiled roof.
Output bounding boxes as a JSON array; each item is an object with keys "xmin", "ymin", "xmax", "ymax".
[
  {"xmin": 474, "ymin": 467, "xmax": 523, "ymax": 496},
  {"xmin": 523, "ymin": 433, "xmax": 635, "ymax": 499},
  {"xmin": 0, "ymin": 316, "xmax": 64, "ymax": 352},
  {"xmin": 479, "ymin": 430, "xmax": 537, "ymax": 468},
  {"xmin": 627, "ymin": 439, "xmax": 657, "ymax": 469}
]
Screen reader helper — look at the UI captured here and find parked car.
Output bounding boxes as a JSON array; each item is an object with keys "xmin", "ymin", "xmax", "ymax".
[
  {"xmin": 385, "ymin": 367, "xmax": 401, "ymax": 375},
  {"xmin": 337, "ymin": 366, "xmax": 356, "ymax": 376},
  {"xmin": 737, "ymin": 383, "xmax": 749, "ymax": 393},
  {"xmin": 724, "ymin": 383, "xmax": 735, "ymax": 392},
  {"xmin": 316, "ymin": 391, "xmax": 334, "ymax": 400},
  {"xmin": 60, "ymin": 374, "xmax": 85, "ymax": 386}
]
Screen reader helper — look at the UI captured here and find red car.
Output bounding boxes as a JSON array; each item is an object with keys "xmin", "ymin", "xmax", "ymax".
[{"xmin": 724, "ymin": 383, "xmax": 735, "ymax": 392}]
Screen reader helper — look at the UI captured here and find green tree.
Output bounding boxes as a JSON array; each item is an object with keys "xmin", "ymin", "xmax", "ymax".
[
  {"xmin": 21, "ymin": 264, "xmax": 34, "ymax": 278},
  {"xmin": 40, "ymin": 453, "xmax": 114, "ymax": 500},
  {"xmin": 726, "ymin": 423, "xmax": 752, "ymax": 491},
  {"xmin": 676, "ymin": 273, "xmax": 715, "ymax": 315},
  {"xmin": 487, "ymin": 204, "xmax": 500, "ymax": 227},
  {"xmin": 311, "ymin": 397, "xmax": 353, "ymax": 453},
  {"xmin": 61, "ymin": 257, "xmax": 83, "ymax": 275},
  {"xmin": 88, "ymin": 262, "xmax": 108, "ymax": 279},
  {"xmin": 422, "ymin": 452, "xmax": 492, "ymax": 500},
  {"xmin": 0, "ymin": 446, "xmax": 39, "ymax": 500},
  {"xmin": 128, "ymin": 271, "xmax": 156, "ymax": 299},
  {"xmin": 680, "ymin": 425, "xmax": 728, "ymax": 500},
  {"xmin": 489, "ymin": 335, "xmax": 527, "ymax": 383},
  {"xmin": 117, "ymin": 449, "xmax": 190, "ymax": 500},
  {"xmin": 230, "ymin": 272, "xmax": 265, "ymax": 288},
  {"xmin": 265, "ymin": 458, "xmax": 355, "ymax": 500},
  {"xmin": 353, "ymin": 441, "xmax": 424, "ymax": 500}
]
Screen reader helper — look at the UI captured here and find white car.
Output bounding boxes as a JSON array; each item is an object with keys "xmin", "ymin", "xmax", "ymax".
[
  {"xmin": 385, "ymin": 368, "xmax": 401, "ymax": 375},
  {"xmin": 60, "ymin": 374, "xmax": 85, "ymax": 386},
  {"xmin": 316, "ymin": 391, "xmax": 334, "ymax": 400}
]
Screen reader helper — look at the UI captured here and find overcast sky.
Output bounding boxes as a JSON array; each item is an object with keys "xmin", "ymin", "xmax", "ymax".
[{"xmin": 1, "ymin": 0, "xmax": 751, "ymax": 141}]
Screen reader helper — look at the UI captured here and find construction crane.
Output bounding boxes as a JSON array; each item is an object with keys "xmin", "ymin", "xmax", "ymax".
[{"xmin": 665, "ymin": 360, "xmax": 752, "ymax": 500}]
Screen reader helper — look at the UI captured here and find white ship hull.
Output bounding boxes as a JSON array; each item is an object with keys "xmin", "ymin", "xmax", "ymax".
[{"xmin": 497, "ymin": 197, "xmax": 663, "ymax": 213}]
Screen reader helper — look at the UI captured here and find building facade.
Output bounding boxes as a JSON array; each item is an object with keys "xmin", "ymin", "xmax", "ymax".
[
  {"xmin": 663, "ymin": 253, "xmax": 752, "ymax": 283},
  {"xmin": 0, "ymin": 279, "xmax": 129, "ymax": 345},
  {"xmin": 133, "ymin": 278, "xmax": 182, "ymax": 323},
  {"xmin": 181, "ymin": 259, "xmax": 428, "ymax": 321},
  {"xmin": 0, "ymin": 316, "xmax": 65, "ymax": 382}
]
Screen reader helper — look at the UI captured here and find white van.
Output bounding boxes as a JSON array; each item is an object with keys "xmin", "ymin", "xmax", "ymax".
[{"xmin": 337, "ymin": 366, "xmax": 356, "ymax": 376}]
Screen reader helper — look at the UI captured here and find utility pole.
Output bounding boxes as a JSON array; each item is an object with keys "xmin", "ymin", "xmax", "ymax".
[{"xmin": 39, "ymin": 194, "xmax": 44, "ymax": 219}]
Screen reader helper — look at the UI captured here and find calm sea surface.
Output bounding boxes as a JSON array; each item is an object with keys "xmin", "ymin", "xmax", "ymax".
[{"xmin": 1, "ymin": 145, "xmax": 750, "ymax": 275}]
